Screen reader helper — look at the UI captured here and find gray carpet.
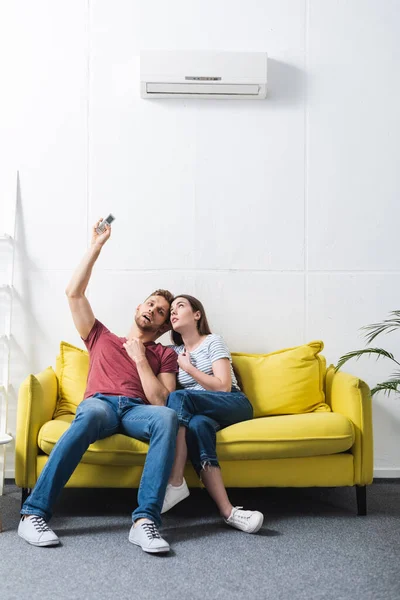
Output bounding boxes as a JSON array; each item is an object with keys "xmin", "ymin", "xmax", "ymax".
[{"xmin": 0, "ymin": 481, "xmax": 399, "ymax": 600}]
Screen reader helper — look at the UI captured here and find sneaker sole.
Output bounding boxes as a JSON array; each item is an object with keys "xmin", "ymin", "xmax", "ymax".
[
  {"xmin": 129, "ymin": 537, "xmax": 170, "ymax": 553},
  {"xmin": 18, "ymin": 531, "xmax": 60, "ymax": 547},
  {"xmin": 161, "ymin": 489, "xmax": 190, "ymax": 514}
]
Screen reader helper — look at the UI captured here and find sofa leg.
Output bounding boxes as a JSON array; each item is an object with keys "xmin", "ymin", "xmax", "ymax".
[
  {"xmin": 356, "ymin": 485, "xmax": 367, "ymax": 516},
  {"xmin": 21, "ymin": 488, "xmax": 31, "ymax": 509}
]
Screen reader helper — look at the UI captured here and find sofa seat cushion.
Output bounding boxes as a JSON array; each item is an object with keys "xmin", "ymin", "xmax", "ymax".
[
  {"xmin": 216, "ymin": 413, "xmax": 355, "ymax": 461},
  {"xmin": 38, "ymin": 416, "xmax": 150, "ymax": 466},
  {"xmin": 38, "ymin": 412, "xmax": 354, "ymax": 466}
]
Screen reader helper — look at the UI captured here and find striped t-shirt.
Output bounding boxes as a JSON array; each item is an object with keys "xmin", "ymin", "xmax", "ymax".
[{"xmin": 172, "ymin": 334, "xmax": 240, "ymax": 392}]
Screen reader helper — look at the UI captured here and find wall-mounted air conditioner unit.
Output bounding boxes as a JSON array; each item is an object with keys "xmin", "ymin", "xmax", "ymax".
[{"xmin": 140, "ymin": 51, "xmax": 268, "ymax": 100}]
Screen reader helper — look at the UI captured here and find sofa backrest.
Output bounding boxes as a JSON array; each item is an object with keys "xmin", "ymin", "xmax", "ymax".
[{"xmin": 54, "ymin": 340, "xmax": 330, "ymax": 419}]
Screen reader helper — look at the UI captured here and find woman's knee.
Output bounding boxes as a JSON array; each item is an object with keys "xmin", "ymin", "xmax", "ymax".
[{"xmin": 167, "ymin": 389, "xmax": 187, "ymax": 410}]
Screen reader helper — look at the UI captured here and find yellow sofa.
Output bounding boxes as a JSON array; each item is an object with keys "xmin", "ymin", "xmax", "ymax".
[{"xmin": 15, "ymin": 340, "xmax": 373, "ymax": 515}]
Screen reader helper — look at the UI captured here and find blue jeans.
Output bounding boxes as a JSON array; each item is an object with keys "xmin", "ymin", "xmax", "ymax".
[
  {"xmin": 167, "ymin": 389, "xmax": 253, "ymax": 475},
  {"xmin": 21, "ymin": 393, "xmax": 178, "ymax": 527}
]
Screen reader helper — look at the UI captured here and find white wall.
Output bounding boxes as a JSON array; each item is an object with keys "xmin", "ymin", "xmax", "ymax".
[{"xmin": 1, "ymin": 0, "xmax": 399, "ymax": 477}]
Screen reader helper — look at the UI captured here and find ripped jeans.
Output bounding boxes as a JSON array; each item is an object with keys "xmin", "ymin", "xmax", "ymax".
[{"xmin": 167, "ymin": 388, "xmax": 253, "ymax": 476}]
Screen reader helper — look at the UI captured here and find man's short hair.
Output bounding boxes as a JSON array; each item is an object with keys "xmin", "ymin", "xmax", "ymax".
[{"xmin": 147, "ymin": 289, "xmax": 174, "ymax": 322}]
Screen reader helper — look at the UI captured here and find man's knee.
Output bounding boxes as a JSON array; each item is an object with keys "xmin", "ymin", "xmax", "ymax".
[{"xmin": 150, "ymin": 406, "xmax": 178, "ymax": 433}]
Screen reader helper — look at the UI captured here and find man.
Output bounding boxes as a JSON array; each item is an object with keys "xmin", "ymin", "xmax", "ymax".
[{"xmin": 18, "ymin": 218, "xmax": 178, "ymax": 554}]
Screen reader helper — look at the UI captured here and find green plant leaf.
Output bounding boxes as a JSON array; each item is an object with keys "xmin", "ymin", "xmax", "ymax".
[
  {"xmin": 370, "ymin": 379, "xmax": 400, "ymax": 397},
  {"xmin": 361, "ymin": 310, "xmax": 400, "ymax": 345},
  {"xmin": 335, "ymin": 348, "xmax": 399, "ymax": 372}
]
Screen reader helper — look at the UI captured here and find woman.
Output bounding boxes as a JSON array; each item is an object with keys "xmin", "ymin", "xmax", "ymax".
[{"xmin": 163, "ymin": 295, "xmax": 264, "ymax": 534}]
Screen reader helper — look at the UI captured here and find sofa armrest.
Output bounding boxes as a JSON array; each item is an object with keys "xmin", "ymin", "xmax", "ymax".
[
  {"xmin": 325, "ymin": 366, "xmax": 373, "ymax": 485},
  {"xmin": 15, "ymin": 367, "xmax": 58, "ymax": 489}
]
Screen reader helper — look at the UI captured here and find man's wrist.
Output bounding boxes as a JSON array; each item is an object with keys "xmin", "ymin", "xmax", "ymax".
[{"xmin": 135, "ymin": 356, "xmax": 148, "ymax": 367}]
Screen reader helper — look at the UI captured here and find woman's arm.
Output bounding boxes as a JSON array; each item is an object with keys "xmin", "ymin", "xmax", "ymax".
[{"xmin": 178, "ymin": 353, "xmax": 232, "ymax": 392}]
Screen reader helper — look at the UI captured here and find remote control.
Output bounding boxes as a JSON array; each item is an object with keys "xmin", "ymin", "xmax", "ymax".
[{"xmin": 96, "ymin": 214, "xmax": 115, "ymax": 234}]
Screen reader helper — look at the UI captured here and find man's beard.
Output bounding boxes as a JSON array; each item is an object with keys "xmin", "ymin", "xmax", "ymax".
[{"xmin": 135, "ymin": 313, "xmax": 157, "ymax": 332}]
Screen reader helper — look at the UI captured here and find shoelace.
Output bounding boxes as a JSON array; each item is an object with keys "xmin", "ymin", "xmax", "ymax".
[
  {"xmin": 29, "ymin": 516, "xmax": 52, "ymax": 533},
  {"xmin": 230, "ymin": 507, "xmax": 251, "ymax": 522},
  {"xmin": 142, "ymin": 522, "xmax": 161, "ymax": 540}
]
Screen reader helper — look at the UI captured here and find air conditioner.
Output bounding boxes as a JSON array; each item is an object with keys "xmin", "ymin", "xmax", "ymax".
[{"xmin": 140, "ymin": 51, "xmax": 268, "ymax": 100}]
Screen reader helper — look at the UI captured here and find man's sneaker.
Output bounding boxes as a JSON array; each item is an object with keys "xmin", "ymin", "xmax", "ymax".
[
  {"xmin": 224, "ymin": 506, "xmax": 264, "ymax": 534},
  {"xmin": 161, "ymin": 479, "xmax": 190, "ymax": 514},
  {"xmin": 18, "ymin": 515, "xmax": 60, "ymax": 547},
  {"xmin": 129, "ymin": 520, "xmax": 170, "ymax": 553}
]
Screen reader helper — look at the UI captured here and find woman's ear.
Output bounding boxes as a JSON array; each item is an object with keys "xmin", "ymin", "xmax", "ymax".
[{"xmin": 194, "ymin": 311, "xmax": 201, "ymax": 321}]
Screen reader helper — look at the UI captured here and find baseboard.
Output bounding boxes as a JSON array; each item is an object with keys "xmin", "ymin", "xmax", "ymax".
[
  {"xmin": 6, "ymin": 467, "xmax": 400, "ymax": 480},
  {"xmin": 373, "ymin": 468, "xmax": 400, "ymax": 478}
]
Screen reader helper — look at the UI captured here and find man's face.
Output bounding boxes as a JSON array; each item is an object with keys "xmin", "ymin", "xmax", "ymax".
[{"xmin": 135, "ymin": 295, "xmax": 170, "ymax": 334}]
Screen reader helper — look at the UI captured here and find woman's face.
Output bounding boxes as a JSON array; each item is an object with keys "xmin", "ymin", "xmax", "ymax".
[{"xmin": 170, "ymin": 297, "xmax": 200, "ymax": 332}]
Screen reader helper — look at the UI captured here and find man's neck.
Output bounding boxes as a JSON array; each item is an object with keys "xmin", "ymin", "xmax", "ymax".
[{"xmin": 126, "ymin": 322, "xmax": 158, "ymax": 344}]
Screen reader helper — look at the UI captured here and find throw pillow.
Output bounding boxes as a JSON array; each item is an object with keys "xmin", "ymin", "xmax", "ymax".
[
  {"xmin": 232, "ymin": 341, "xmax": 330, "ymax": 418},
  {"xmin": 53, "ymin": 341, "xmax": 89, "ymax": 418}
]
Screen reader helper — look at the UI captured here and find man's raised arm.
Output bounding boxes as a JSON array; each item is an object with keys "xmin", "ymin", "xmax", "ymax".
[{"xmin": 65, "ymin": 218, "xmax": 111, "ymax": 339}]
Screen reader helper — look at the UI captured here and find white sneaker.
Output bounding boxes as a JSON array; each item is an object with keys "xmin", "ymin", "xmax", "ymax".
[
  {"xmin": 18, "ymin": 515, "xmax": 60, "ymax": 547},
  {"xmin": 129, "ymin": 520, "xmax": 170, "ymax": 553},
  {"xmin": 224, "ymin": 506, "xmax": 264, "ymax": 534},
  {"xmin": 161, "ymin": 479, "xmax": 190, "ymax": 514}
]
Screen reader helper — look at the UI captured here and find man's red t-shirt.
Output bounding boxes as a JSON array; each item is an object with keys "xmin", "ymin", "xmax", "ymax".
[{"xmin": 81, "ymin": 319, "xmax": 178, "ymax": 403}]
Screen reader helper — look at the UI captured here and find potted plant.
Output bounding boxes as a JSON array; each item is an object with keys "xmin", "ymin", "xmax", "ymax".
[{"xmin": 336, "ymin": 310, "xmax": 400, "ymax": 397}]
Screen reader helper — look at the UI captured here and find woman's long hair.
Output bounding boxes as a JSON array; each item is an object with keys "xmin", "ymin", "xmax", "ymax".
[{"xmin": 171, "ymin": 294, "xmax": 212, "ymax": 346}]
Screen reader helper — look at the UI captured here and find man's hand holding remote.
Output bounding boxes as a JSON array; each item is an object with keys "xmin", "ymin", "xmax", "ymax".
[{"xmin": 91, "ymin": 217, "xmax": 111, "ymax": 248}]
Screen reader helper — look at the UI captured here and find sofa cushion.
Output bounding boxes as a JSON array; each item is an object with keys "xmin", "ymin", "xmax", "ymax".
[
  {"xmin": 39, "ymin": 415, "xmax": 150, "ymax": 466},
  {"xmin": 232, "ymin": 341, "xmax": 330, "ymax": 417},
  {"xmin": 38, "ymin": 412, "xmax": 353, "ymax": 466},
  {"xmin": 216, "ymin": 413, "xmax": 354, "ymax": 460},
  {"xmin": 53, "ymin": 342, "xmax": 89, "ymax": 418}
]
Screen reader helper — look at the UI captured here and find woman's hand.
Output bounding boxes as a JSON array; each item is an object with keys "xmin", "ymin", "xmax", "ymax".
[
  {"xmin": 177, "ymin": 349, "xmax": 193, "ymax": 373},
  {"xmin": 123, "ymin": 338, "xmax": 146, "ymax": 363}
]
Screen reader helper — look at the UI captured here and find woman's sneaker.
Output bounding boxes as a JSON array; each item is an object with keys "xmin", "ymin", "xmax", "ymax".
[
  {"xmin": 129, "ymin": 520, "xmax": 170, "ymax": 553},
  {"xmin": 224, "ymin": 506, "xmax": 264, "ymax": 534},
  {"xmin": 161, "ymin": 479, "xmax": 190, "ymax": 514},
  {"xmin": 18, "ymin": 515, "xmax": 60, "ymax": 546}
]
